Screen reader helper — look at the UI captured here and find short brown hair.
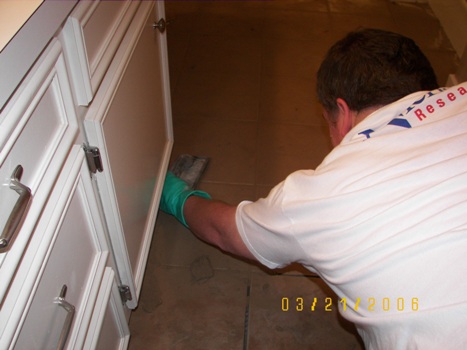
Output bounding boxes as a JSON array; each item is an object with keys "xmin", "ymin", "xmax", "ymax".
[{"xmin": 317, "ymin": 28, "xmax": 438, "ymax": 117}]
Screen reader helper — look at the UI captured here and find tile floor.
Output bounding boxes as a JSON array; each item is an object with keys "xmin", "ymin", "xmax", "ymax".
[{"xmin": 128, "ymin": 1, "xmax": 459, "ymax": 349}]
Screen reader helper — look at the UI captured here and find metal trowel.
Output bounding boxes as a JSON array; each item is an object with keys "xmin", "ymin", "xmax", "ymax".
[{"xmin": 170, "ymin": 154, "xmax": 210, "ymax": 189}]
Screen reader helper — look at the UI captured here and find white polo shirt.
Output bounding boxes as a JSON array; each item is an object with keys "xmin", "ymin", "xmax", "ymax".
[{"xmin": 236, "ymin": 83, "xmax": 467, "ymax": 349}]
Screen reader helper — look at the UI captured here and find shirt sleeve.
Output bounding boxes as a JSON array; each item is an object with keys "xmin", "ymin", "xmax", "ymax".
[{"xmin": 235, "ymin": 181, "xmax": 305, "ymax": 269}]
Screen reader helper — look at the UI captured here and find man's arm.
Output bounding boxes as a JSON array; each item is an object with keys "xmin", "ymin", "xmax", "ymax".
[
  {"xmin": 159, "ymin": 171, "xmax": 256, "ymax": 261},
  {"xmin": 184, "ymin": 196, "xmax": 256, "ymax": 260}
]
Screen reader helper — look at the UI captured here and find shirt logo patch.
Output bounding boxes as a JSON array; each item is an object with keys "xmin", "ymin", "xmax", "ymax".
[
  {"xmin": 358, "ymin": 129, "xmax": 375, "ymax": 139},
  {"xmin": 388, "ymin": 118, "xmax": 412, "ymax": 128}
]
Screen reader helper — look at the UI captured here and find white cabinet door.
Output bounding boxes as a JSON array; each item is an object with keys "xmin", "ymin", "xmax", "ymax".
[
  {"xmin": 83, "ymin": 268, "xmax": 130, "ymax": 350},
  {"xmin": 59, "ymin": 0, "xmax": 140, "ymax": 105},
  {"xmin": 83, "ymin": 1, "xmax": 173, "ymax": 309},
  {"xmin": 11, "ymin": 147, "xmax": 109, "ymax": 350}
]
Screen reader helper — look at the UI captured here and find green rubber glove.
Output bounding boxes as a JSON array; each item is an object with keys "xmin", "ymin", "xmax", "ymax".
[{"xmin": 160, "ymin": 171, "xmax": 211, "ymax": 227}]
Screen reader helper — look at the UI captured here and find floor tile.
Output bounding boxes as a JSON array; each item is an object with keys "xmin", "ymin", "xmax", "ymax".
[
  {"xmin": 247, "ymin": 272, "xmax": 364, "ymax": 349},
  {"xmin": 197, "ymin": 182, "xmax": 257, "ymax": 204},
  {"xmin": 150, "ymin": 212, "xmax": 254, "ymax": 272},
  {"xmin": 191, "ymin": 9, "xmax": 264, "ymax": 39},
  {"xmin": 327, "ymin": 12, "xmax": 397, "ymax": 41},
  {"xmin": 328, "ymin": 0, "xmax": 391, "ymax": 16},
  {"xmin": 171, "ymin": 68, "xmax": 260, "ymax": 121},
  {"xmin": 388, "ymin": 2, "xmax": 453, "ymax": 51},
  {"xmin": 185, "ymin": 34, "xmax": 262, "ymax": 77},
  {"xmin": 256, "ymin": 122, "xmax": 332, "ymax": 186},
  {"xmin": 258, "ymin": 0, "xmax": 329, "ymax": 14},
  {"xmin": 424, "ymin": 49, "xmax": 461, "ymax": 85},
  {"xmin": 259, "ymin": 74, "xmax": 323, "ymax": 126},
  {"xmin": 129, "ymin": 266, "xmax": 249, "ymax": 350},
  {"xmin": 261, "ymin": 10, "xmax": 334, "ymax": 44},
  {"xmin": 261, "ymin": 38, "xmax": 324, "ymax": 79},
  {"xmin": 171, "ymin": 119, "xmax": 258, "ymax": 184}
]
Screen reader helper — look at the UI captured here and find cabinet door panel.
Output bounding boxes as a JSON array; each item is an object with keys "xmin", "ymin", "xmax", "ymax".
[
  {"xmin": 60, "ymin": 0, "xmax": 141, "ymax": 104},
  {"xmin": 12, "ymin": 147, "xmax": 109, "ymax": 349},
  {"xmin": 84, "ymin": 1, "xmax": 173, "ymax": 309},
  {"xmin": 84, "ymin": 268, "xmax": 130, "ymax": 350}
]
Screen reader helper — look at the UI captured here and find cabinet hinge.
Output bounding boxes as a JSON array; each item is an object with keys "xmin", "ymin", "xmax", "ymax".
[
  {"xmin": 83, "ymin": 144, "xmax": 103, "ymax": 174},
  {"xmin": 119, "ymin": 285, "xmax": 133, "ymax": 303}
]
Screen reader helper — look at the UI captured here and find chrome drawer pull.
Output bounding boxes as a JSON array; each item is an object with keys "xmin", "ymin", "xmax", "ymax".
[
  {"xmin": 54, "ymin": 285, "xmax": 76, "ymax": 350},
  {"xmin": 0, "ymin": 165, "xmax": 32, "ymax": 252}
]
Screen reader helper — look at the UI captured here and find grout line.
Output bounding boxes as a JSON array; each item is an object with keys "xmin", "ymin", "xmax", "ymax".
[
  {"xmin": 253, "ymin": 14, "xmax": 265, "ymax": 198},
  {"xmin": 243, "ymin": 284, "xmax": 251, "ymax": 350}
]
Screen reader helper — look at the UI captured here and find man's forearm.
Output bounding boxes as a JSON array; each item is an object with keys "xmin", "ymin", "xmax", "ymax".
[{"xmin": 183, "ymin": 196, "xmax": 255, "ymax": 260}]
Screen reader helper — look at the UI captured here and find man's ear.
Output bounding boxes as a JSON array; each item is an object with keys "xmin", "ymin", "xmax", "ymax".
[{"xmin": 335, "ymin": 98, "xmax": 355, "ymax": 139}]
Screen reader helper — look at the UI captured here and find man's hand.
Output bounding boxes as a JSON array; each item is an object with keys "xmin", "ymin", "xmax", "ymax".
[
  {"xmin": 160, "ymin": 171, "xmax": 211, "ymax": 227},
  {"xmin": 160, "ymin": 172, "xmax": 256, "ymax": 261}
]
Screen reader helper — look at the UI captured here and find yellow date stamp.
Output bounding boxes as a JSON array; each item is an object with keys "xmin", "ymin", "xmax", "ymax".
[{"xmin": 281, "ymin": 297, "xmax": 419, "ymax": 312}]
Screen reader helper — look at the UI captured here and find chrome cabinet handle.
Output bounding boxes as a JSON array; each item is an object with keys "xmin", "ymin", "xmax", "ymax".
[
  {"xmin": 54, "ymin": 285, "xmax": 76, "ymax": 350},
  {"xmin": 0, "ymin": 165, "xmax": 32, "ymax": 252}
]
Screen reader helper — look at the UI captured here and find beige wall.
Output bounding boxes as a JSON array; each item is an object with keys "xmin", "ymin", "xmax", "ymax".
[
  {"xmin": 429, "ymin": 0, "xmax": 467, "ymax": 83},
  {"xmin": 393, "ymin": 0, "xmax": 466, "ymax": 83},
  {"xmin": 428, "ymin": 0, "xmax": 467, "ymax": 58}
]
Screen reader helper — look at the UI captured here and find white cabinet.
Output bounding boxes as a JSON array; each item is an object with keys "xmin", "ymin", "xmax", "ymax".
[
  {"xmin": 83, "ymin": 0, "xmax": 173, "ymax": 309},
  {"xmin": 0, "ymin": 39, "xmax": 81, "ymax": 348},
  {"xmin": 13, "ymin": 147, "xmax": 109, "ymax": 349},
  {"xmin": 0, "ymin": 39, "xmax": 80, "ymax": 304},
  {"xmin": 0, "ymin": 0, "xmax": 172, "ymax": 348}
]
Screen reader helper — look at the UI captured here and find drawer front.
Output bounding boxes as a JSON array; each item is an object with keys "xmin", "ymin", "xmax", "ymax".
[
  {"xmin": 60, "ymin": 0, "xmax": 141, "ymax": 105},
  {"xmin": 0, "ymin": 39, "xmax": 79, "ymax": 303},
  {"xmin": 10, "ymin": 147, "xmax": 109, "ymax": 349}
]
